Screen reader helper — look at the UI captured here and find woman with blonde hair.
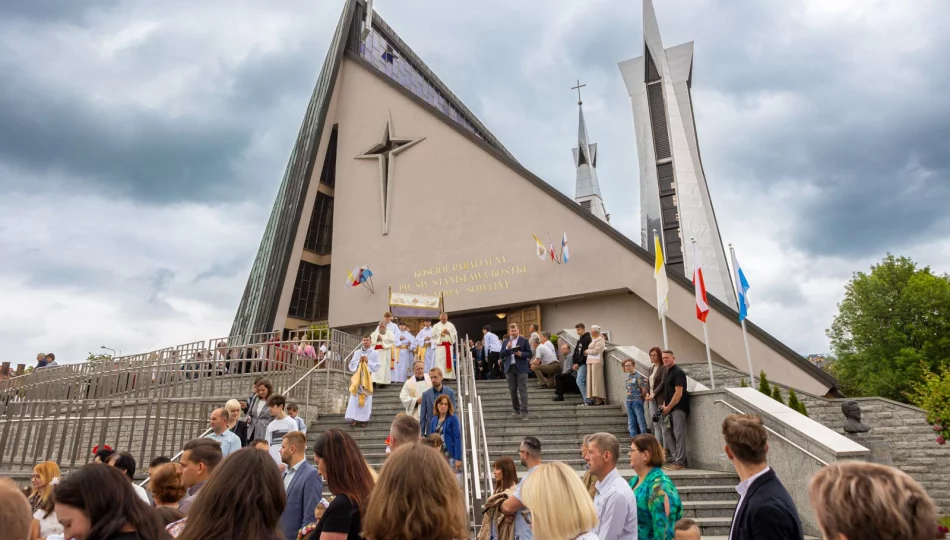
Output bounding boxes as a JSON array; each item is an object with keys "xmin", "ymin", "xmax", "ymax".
[
  {"xmin": 224, "ymin": 398, "xmax": 248, "ymax": 447},
  {"xmin": 362, "ymin": 443, "xmax": 468, "ymax": 540},
  {"xmin": 477, "ymin": 456, "xmax": 519, "ymax": 540},
  {"xmin": 29, "ymin": 460, "xmax": 63, "ymax": 539},
  {"xmin": 808, "ymin": 461, "xmax": 938, "ymax": 540},
  {"xmin": 520, "ymin": 461, "xmax": 599, "ymax": 540},
  {"xmin": 584, "ymin": 326, "xmax": 607, "ymax": 406}
]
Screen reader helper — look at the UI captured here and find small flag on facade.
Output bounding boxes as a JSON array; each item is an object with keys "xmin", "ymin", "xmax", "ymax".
[
  {"xmin": 561, "ymin": 232, "xmax": 569, "ymax": 264},
  {"xmin": 692, "ymin": 243, "xmax": 709, "ymax": 322},
  {"xmin": 531, "ymin": 234, "xmax": 547, "ymax": 260},
  {"xmin": 731, "ymin": 248, "xmax": 751, "ymax": 321},
  {"xmin": 654, "ymin": 233, "xmax": 669, "ymax": 319}
]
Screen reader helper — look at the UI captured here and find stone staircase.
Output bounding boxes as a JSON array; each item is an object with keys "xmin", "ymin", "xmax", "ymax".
[{"xmin": 475, "ymin": 379, "xmax": 743, "ymax": 537}]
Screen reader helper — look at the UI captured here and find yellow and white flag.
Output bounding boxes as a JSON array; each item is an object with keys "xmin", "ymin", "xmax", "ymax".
[
  {"xmin": 654, "ymin": 232, "xmax": 670, "ymax": 319},
  {"xmin": 531, "ymin": 234, "xmax": 547, "ymax": 260}
]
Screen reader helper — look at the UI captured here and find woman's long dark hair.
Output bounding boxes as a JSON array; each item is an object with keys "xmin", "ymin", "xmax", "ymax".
[
  {"xmin": 648, "ymin": 347, "xmax": 663, "ymax": 366},
  {"xmin": 314, "ymin": 429, "xmax": 375, "ymax": 516},
  {"xmin": 177, "ymin": 448, "xmax": 285, "ymax": 540},
  {"xmin": 492, "ymin": 456, "xmax": 518, "ymax": 493},
  {"xmin": 53, "ymin": 464, "xmax": 169, "ymax": 540}
]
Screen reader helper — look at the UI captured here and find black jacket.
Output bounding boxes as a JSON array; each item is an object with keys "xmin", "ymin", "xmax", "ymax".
[
  {"xmin": 729, "ymin": 469, "xmax": 804, "ymax": 540},
  {"xmin": 572, "ymin": 332, "xmax": 592, "ymax": 366}
]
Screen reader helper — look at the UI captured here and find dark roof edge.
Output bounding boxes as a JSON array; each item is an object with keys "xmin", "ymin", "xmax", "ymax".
[
  {"xmin": 362, "ymin": 3, "xmax": 516, "ymax": 162},
  {"xmin": 344, "ymin": 51, "xmax": 837, "ymax": 391}
]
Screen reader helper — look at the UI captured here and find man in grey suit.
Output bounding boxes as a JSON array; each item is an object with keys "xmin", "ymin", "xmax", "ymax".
[
  {"xmin": 420, "ymin": 367, "xmax": 457, "ymax": 436},
  {"xmin": 279, "ymin": 431, "xmax": 323, "ymax": 540}
]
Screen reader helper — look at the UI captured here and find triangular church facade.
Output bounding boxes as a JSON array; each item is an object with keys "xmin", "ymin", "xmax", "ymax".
[{"xmin": 232, "ymin": 0, "xmax": 838, "ymax": 396}]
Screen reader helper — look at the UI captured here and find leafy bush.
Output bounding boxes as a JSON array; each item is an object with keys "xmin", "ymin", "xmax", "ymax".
[
  {"xmin": 758, "ymin": 370, "xmax": 771, "ymax": 396},
  {"xmin": 907, "ymin": 363, "xmax": 950, "ymax": 445},
  {"xmin": 771, "ymin": 384, "xmax": 784, "ymax": 405},
  {"xmin": 739, "ymin": 379, "xmax": 748, "ymax": 387}
]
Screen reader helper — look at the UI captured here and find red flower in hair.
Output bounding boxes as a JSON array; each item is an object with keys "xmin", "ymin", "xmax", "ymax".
[{"xmin": 91, "ymin": 444, "xmax": 113, "ymax": 454}]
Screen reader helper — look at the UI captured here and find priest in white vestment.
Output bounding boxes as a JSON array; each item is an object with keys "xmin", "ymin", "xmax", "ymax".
[
  {"xmin": 346, "ymin": 336, "xmax": 380, "ymax": 426},
  {"xmin": 415, "ymin": 320, "xmax": 435, "ymax": 372},
  {"xmin": 370, "ymin": 321, "xmax": 396, "ymax": 386},
  {"xmin": 392, "ymin": 322, "xmax": 414, "ymax": 384},
  {"xmin": 398, "ymin": 360, "xmax": 433, "ymax": 421},
  {"xmin": 431, "ymin": 312, "xmax": 458, "ymax": 380}
]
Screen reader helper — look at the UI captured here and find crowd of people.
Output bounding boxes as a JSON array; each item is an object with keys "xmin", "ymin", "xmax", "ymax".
[
  {"xmin": 2, "ymin": 410, "xmax": 942, "ymax": 540},
  {"xmin": 1, "ymin": 313, "xmax": 946, "ymax": 539}
]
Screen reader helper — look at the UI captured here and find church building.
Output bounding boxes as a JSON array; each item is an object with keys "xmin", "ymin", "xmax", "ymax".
[{"xmin": 231, "ymin": 0, "xmax": 838, "ymax": 396}]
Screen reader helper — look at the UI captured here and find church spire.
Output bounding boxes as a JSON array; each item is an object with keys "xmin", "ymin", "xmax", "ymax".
[{"xmin": 571, "ymin": 80, "xmax": 609, "ymax": 223}]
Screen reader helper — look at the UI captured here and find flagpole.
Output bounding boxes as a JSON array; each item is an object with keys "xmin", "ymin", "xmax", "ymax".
[
  {"xmin": 730, "ymin": 244, "xmax": 755, "ymax": 384},
  {"xmin": 702, "ymin": 321, "xmax": 715, "ymax": 389},
  {"xmin": 661, "ymin": 315, "xmax": 669, "ymax": 350}
]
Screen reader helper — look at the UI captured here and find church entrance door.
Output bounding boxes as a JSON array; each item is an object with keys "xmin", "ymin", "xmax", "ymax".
[{"xmin": 504, "ymin": 305, "xmax": 541, "ymax": 335}]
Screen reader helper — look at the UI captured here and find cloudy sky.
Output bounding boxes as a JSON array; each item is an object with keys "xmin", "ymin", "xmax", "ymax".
[{"xmin": 1, "ymin": 0, "xmax": 948, "ymax": 365}]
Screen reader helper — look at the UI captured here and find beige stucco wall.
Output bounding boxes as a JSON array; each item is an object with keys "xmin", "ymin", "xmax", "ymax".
[
  {"xmin": 317, "ymin": 57, "xmax": 829, "ymax": 395},
  {"xmin": 541, "ymin": 293, "xmax": 730, "ymax": 370}
]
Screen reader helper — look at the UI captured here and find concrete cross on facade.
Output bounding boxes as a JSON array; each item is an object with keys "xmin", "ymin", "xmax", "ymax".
[{"xmin": 355, "ymin": 114, "xmax": 424, "ymax": 235}]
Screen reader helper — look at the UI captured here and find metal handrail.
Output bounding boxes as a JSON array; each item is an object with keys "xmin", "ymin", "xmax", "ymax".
[
  {"xmin": 714, "ymin": 399, "xmax": 828, "ymax": 466},
  {"xmin": 137, "ymin": 342, "xmax": 362, "ymax": 487}
]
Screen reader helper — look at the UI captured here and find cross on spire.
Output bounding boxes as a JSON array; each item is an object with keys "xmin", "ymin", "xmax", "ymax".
[{"xmin": 571, "ymin": 79, "xmax": 587, "ymax": 105}]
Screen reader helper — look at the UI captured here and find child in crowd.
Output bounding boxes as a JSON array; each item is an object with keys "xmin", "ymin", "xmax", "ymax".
[
  {"xmin": 623, "ymin": 358, "xmax": 649, "ymax": 438},
  {"xmin": 249, "ymin": 439, "xmax": 270, "ymax": 452},
  {"xmin": 674, "ymin": 518, "xmax": 701, "ymax": 540},
  {"xmin": 297, "ymin": 497, "xmax": 333, "ymax": 540},
  {"xmin": 286, "ymin": 403, "xmax": 308, "ymax": 434}
]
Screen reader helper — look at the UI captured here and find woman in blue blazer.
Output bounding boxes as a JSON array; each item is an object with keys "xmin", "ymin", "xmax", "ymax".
[{"xmin": 429, "ymin": 394, "xmax": 462, "ymax": 472}]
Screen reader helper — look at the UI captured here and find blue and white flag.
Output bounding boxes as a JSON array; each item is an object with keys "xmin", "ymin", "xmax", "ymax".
[
  {"xmin": 561, "ymin": 232, "xmax": 569, "ymax": 264},
  {"xmin": 730, "ymin": 248, "xmax": 751, "ymax": 321}
]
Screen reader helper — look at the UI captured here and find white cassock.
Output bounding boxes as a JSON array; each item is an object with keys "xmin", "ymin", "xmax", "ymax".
[
  {"xmin": 431, "ymin": 321, "xmax": 458, "ymax": 380},
  {"xmin": 393, "ymin": 330, "xmax": 414, "ymax": 384},
  {"xmin": 398, "ymin": 373, "xmax": 433, "ymax": 421},
  {"xmin": 370, "ymin": 329, "xmax": 396, "ymax": 385},
  {"xmin": 415, "ymin": 326, "xmax": 435, "ymax": 372},
  {"xmin": 346, "ymin": 348, "xmax": 380, "ymax": 422}
]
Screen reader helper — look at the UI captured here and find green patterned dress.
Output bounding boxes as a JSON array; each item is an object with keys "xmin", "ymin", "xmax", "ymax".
[{"xmin": 628, "ymin": 467, "xmax": 683, "ymax": 540}]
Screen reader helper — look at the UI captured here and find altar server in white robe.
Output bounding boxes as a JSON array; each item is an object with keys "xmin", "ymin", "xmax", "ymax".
[
  {"xmin": 346, "ymin": 335, "xmax": 380, "ymax": 427},
  {"xmin": 370, "ymin": 321, "xmax": 396, "ymax": 386},
  {"xmin": 392, "ymin": 322, "xmax": 414, "ymax": 384},
  {"xmin": 415, "ymin": 320, "xmax": 435, "ymax": 372},
  {"xmin": 398, "ymin": 360, "xmax": 432, "ymax": 421},
  {"xmin": 382, "ymin": 311, "xmax": 400, "ymax": 334},
  {"xmin": 431, "ymin": 312, "xmax": 458, "ymax": 380}
]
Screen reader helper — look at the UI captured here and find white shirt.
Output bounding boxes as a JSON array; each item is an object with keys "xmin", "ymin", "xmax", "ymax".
[
  {"xmin": 593, "ymin": 468, "xmax": 638, "ymax": 540},
  {"xmin": 729, "ymin": 466, "xmax": 772, "ymax": 540},
  {"xmin": 265, "ymin": 416, "xmax": 299, "ymax": 465},
  {"xmin": 283, "ymin": 456, "xmax": 307, "ymax": 490},
  {"xmin": 131, "ymin": 482, "xmax": 151, "ymax": 504},
  {"xmin": 483, "ymin": 332, "xmax": 502, "ymax": 353},
  {"xmin": 534, "ymin": 342, "xmax": 559, "ymax": 365}
]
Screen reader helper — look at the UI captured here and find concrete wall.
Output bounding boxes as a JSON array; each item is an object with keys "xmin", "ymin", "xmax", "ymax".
[
  {"xmin": 686, "ymin": 389, "xmax": 869, "ymax": 538},
  {"xmin": 682, "ymin": 361, "xmax": 950, "ymax": 514},
  {"xmin": 314, "ymin": 56, "xmax": 831, "ymax": 396}
]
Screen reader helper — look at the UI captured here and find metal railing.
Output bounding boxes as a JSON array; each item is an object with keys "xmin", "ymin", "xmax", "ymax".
[
  {"xmin": 453, "ymin": 334, "xmax": 493, "ymax": 536},
  {"xmin": 0, "ymin": 329, "xmax": 362, "ymax": 475},
  {"xmin": 714, "ymin": 399, "xmax": 829, "ymax": 466}
]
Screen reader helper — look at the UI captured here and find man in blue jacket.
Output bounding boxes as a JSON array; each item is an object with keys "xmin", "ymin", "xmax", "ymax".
[
  {"xmin": 279, "ymin": 431, "xmax": 323, "ymax": 540},
  {"xmin": 500, "ymin": 323, "xmax": 533, "ymax": 420},
  {"xmin": 420, "ymin": 367, "xmax": 457, "ymax": 436}
]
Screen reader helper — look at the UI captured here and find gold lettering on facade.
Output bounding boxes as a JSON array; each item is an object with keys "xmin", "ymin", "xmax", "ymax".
[{"xmin": 406, "ymin": 255, "xmax": 524, "ymax": 297}]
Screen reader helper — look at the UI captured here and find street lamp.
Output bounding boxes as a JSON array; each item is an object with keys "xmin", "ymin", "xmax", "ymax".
[{"xmin": 100, "ymin": 346, "xmax": 117, "ymax": 360}]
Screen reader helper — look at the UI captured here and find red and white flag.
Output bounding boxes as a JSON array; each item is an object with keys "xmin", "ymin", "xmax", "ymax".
[{"xmin": 693, "ymin": 243, "xmax": 710, "ymax": 322}]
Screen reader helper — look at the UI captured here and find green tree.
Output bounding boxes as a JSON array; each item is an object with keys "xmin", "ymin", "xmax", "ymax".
[
  {"xmin": 771, "ymin": 384, "xmax": 784, "ymax": 405},
  {"xmin": 906, "ymin": 364, "xmax": 950, "ymax": 445},
  {"xmin": 797, "ymin": 400, "xmax": 809, "ymax": 417},
  {"xmin": 739, "ymin": 379, "xmax": 748, "ymax": 387},
  {"xmin": 827, "ymin": 254, "xmax": 950, "ymax": 402},
  {"xmin": 86, "ymin": 353, "xmax": 112, "ymax": 362},
  {"xmin": 787, "ymin": 388, "xmax": 802, "ymax": 413},
  {"xmin": 758, "ymin": 370, "xmax": 771, "ymax": 396}
]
